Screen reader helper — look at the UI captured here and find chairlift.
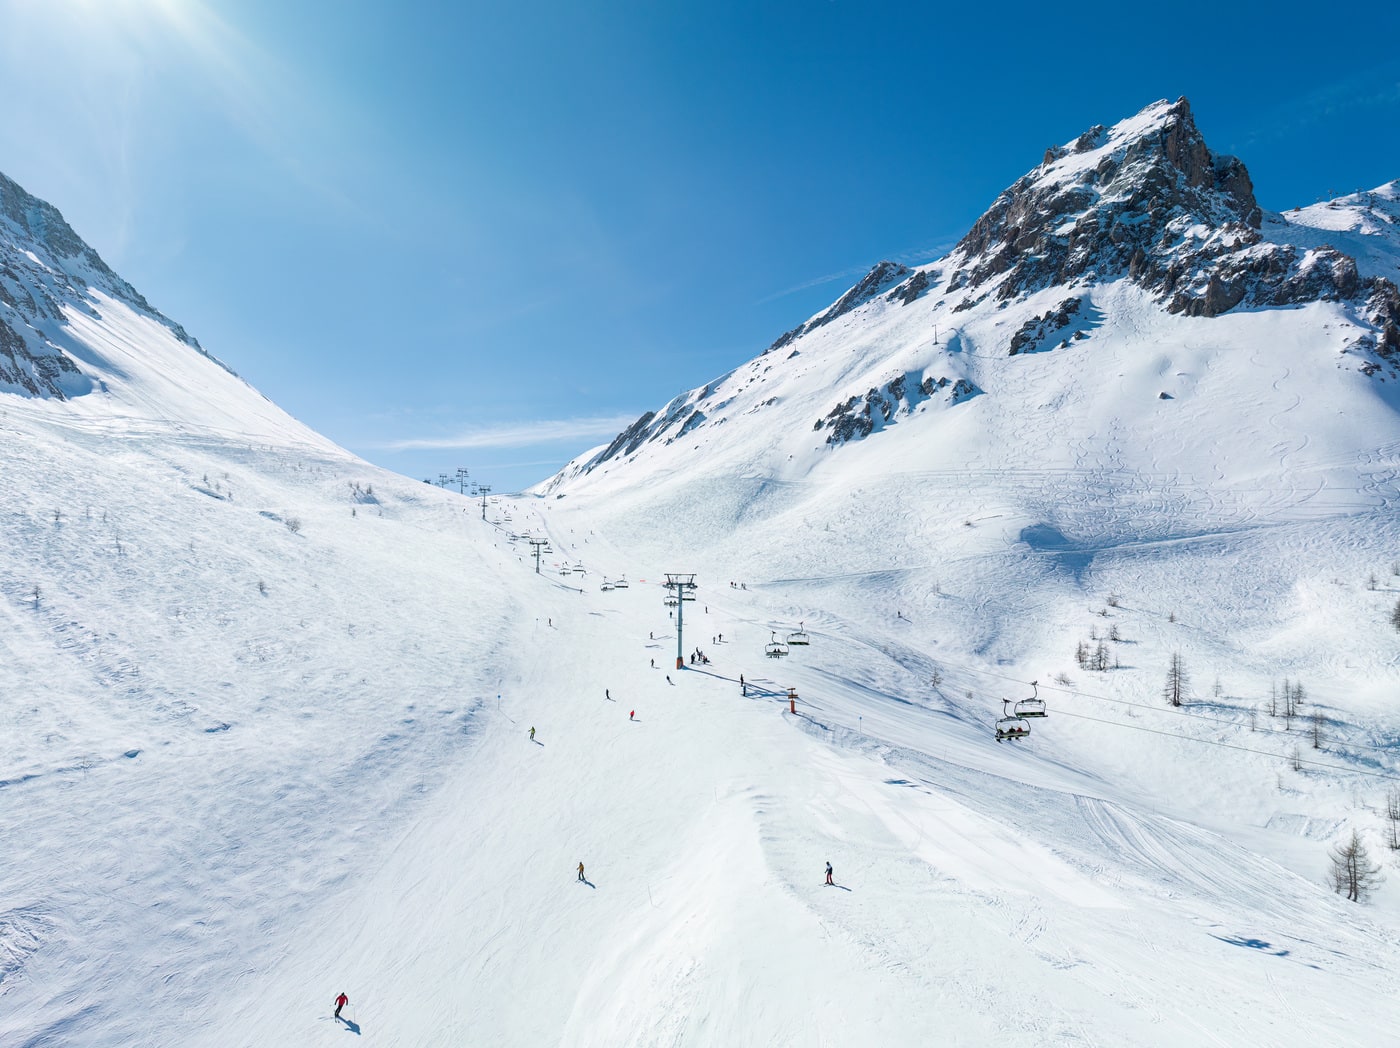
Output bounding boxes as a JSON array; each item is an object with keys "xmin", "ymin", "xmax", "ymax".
[
  {"xmin": 664, "ymin": 596, "xmax": 679, "ymax": 607},
  {"xmin": 600, "ymin": 581, "xmax": 614, "ymax": 592},
  {"xmin": 995, "ymin": 699, "xmax": 1031, "ymax": 742},
  {"xmin": 765, "ymin": 631, "xmax": 790, "ymax": 659},
  {"xmin": 787, "ymin": 621, "xmax": 811, "ymax": 646},
  {"xmin": 1014, "ymin": 680, "xmax": 1046, "ymax": 719},
  {"xmin": 560, "ymin": 566, "xmax": 572, "ymax": 576},
  {"xmin": 614, "ymin": 575, "xmax": 629, "ymax": 589}
]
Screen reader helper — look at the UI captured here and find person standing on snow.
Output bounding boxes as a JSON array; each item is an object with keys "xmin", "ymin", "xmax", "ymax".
[
  {"xmin": 825, "ymin": 862, "xmax": 834, "ymax": 886},
  {"xmin": 577, "ymin": 861, "xmax": 586, "ymax": 882},
  {"xmin": 529, "ymin": 726, "xmax": 535, "ymax": 741},
  {"xmin": 629, "ymin": 709, "xmax": 635, "ymax": 720},
  {"xmin": 334, "ymin": 992, "xmax": 349, "ymax": 1019}
]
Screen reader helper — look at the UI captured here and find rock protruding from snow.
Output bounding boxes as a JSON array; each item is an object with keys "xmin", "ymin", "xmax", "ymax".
[{"xmin": 815, "ymin": 372, "xmax": 978, "ymax": 445}]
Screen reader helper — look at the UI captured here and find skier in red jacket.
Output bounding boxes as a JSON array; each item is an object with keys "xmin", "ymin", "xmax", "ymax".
[{"xmin": 334, "ymin": 992, "xmax": 348, "ymax": 1020}]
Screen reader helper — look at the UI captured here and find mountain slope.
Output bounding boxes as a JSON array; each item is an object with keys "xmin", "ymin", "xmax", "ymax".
[
  {"xmin": 543, "ymin": 98, "xmax": 1400, "ymax": 497},
  {"xmin": 5, "ymin": 118, "xmax": 1400, "ymax": 1048}
]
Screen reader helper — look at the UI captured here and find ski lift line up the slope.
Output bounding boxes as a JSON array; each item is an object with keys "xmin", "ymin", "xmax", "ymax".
[
  {"xmin": 963, "ymin": 664, "xmax": 1399, "ymax": 758},
  {"xmin": 1050, "ymin": 707, "xmax": 1400, "ymax": 782}
]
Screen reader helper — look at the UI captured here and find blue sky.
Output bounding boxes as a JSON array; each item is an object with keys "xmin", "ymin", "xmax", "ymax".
[{"xmin": 3, "ymin": 0, "xmax": 1400, "ymax": 491}]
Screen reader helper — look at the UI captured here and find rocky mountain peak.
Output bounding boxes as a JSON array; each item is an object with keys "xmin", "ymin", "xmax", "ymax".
[
  {"xmin": 938, "ymin": 98, "xmax": 1397, "ymax": 348},
  {"xmin": 947, "ymin": 98, "xmax": 1262, "ymax": 306}
]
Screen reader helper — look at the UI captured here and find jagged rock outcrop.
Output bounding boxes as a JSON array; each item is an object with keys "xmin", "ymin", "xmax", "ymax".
[
  {"xmin": 1009, "ymin": 297, "xmax": 1084, "ymax": 355},
  {"xmin": 815, "ymin": 372, "xmax": 978, "ymax": 445}
]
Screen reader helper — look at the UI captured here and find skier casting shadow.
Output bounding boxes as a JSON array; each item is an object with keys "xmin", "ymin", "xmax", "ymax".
[
  {"xmin": 333, "ymin": 992, "xmax": 361, "ymax": 1033},
  {"xmin": 577, "ymin": 861, "xmax": 595, "ymax": 888}
]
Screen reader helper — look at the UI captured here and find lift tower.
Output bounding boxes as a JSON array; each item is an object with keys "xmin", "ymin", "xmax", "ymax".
[{"xmin": 663, "ymin": 573, "xmax": 698, "ymax": 670}]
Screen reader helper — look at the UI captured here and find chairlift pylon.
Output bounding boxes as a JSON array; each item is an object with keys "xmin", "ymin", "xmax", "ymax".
[
  {"xmin": 1014, "ymin": 680, "xmax": 1046, "ymax": 719},
  {"xmin": 995, "ymin": 698, "xmax": 1030, "ymax": 742}
]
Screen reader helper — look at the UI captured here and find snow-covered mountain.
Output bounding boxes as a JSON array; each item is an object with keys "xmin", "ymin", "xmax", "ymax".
[
  {"xmin": 7, "ymin": 101, "xmax": 1400, "ymax": 1048},
  {"xmin": 544, "ymin": 98, "xmax": 1400, "ymax": 495}
]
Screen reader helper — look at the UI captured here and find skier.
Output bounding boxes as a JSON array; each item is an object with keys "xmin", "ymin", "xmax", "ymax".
[
  {"xmin": 529, "ymin": 726, "xmax": 535, "ymax": 741},
  {"xmin": 605, "ymin": 689, "xmax": 610, "ymax": 701},
  {"xmin": 666, "ymin": 675, "xmax": 674, "ymax": 685},
  {"xmin": 577, "ymin": 861, "xmax": 585, "ymax": 882},
  {"xmin": 629, "ymin": 709, "xmax": 635, "ymax": 720},
  {"xmin": 651, "ymin": 658, "xmax": 655, "ymax": 668},
  {"xmin": 650, "ymin": 631, "xmax": 654, "ymax": 640},
  {"xmin": 825, "ymin": 862, "xmax": 834, "ymax": 886},
  {"xmin": 334, "ymin": 992, "xmax": 349, "ymax": 1020}
]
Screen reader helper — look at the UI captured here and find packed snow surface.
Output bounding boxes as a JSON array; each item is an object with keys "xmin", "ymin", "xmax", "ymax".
[{"xmin": 4, "ymin": 290, "xmax": 1400, "ymax": 1047}]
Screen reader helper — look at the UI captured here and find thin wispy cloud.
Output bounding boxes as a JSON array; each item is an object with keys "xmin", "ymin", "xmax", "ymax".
[
  {"xmin": 755, "ymin": 237, "xmax": 961, "ymax": 307},
  {"xmin": 383, "ymin": 414, "xmax": 638, "ymax": 451},
  {"xmin": 1234, "ymin": 66, "xmax": 1400, "ymax": 153},
  {"xmin": 755, "ymin": 265, "xmax": 869, "ymax": 306}
]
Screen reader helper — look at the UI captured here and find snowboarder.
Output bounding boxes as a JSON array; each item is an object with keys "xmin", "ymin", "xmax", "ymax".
[
  {"xmin": 825, "ymin": 862, "xmax": 834, "ymax": 886},
  {"xmin": 577, "ymin": 861, "xmax": 585, "ymax": 881},
  {"xmin": 529, "ymin": 726, "xmax": 535, "ymax": 741},
  {"xmin": 334, "ymin": 992, "xmax": 348, "ymax": 1020}
]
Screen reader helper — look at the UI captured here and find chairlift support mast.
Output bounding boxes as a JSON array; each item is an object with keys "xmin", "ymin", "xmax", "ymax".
[
  {"xmin": 477, "ymin": 484, "xmax": 492, "ymax": 519},
  {"xmin": 664, "ymin": 573, "xmax": 697, "ymax": 670},
  {"xmin": 527, "ymin": 538, "xmax": 550, "ymax": 574}
]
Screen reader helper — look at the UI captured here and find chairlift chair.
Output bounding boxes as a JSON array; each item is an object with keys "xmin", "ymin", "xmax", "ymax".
[
  {"xmin": 614, "ymin": 576, "xmax": 629, "ymax": 589},
  {"xmin": 600, "ymin": 581, "xmax": 614, "ymax": 591},
  {"xmin": 995, "ymin": 699, "xmax": 1031, "ymax": 742},
  {"xmin": 1013, "ymin": 680, "xmax": 1046, "ymax": 718},
  {"xmin": 765, "ymin": 632, "xmax": 790, "ymax": 659},
  {"xmin": 787, "ymin": 621, "xmax": 811, "ymax": 646}
]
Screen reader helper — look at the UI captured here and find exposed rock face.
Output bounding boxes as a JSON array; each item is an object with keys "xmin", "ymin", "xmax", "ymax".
[
  {"xmin": 941, "ymin": 97, "xmax": 1400, "ymax": 341},
  {"xmin": 1009, "ymin": 297, "xmax": 1083, "ymax": 355},
  {"xmin": 815, "ymin": 372, "xmax": 978, "ymax": 445},
  {"xmin": 0, "ymin": 169, "xmax": 217, "ymax": 398}
]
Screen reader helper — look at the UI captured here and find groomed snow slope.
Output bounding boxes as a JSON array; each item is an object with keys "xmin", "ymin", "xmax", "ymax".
[{"xmin": 5, "ymin": 317, "xmax": 1400, "ymax": 1045}]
